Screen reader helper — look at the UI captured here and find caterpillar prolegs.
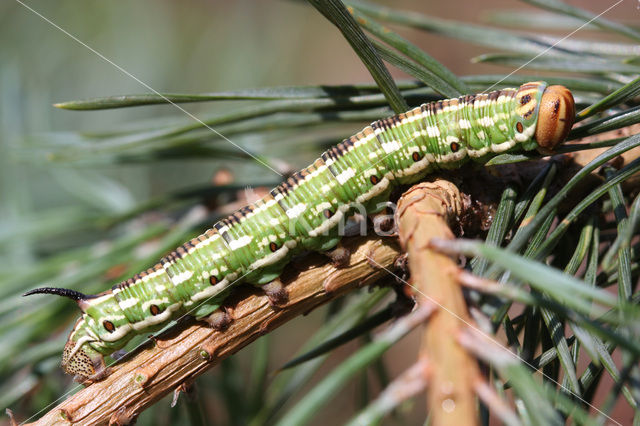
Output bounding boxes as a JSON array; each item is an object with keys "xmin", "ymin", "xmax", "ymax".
[{"xmin": 25, "ymin": 82, "xmax": 575, "ymax": 381}]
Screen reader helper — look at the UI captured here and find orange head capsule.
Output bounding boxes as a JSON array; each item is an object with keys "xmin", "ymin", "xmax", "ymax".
[{"xmin": 535, "ymin": 85, "xmax": 575, "ymax": 153}]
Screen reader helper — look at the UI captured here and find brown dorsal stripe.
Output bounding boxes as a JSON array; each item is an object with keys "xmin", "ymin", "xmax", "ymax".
[{"xmin": 214, "ymin": 222, "xmax": 232, "ymax": 244}]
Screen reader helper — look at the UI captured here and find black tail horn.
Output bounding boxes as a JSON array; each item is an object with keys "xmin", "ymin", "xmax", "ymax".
[{"xmin": 23, "ymin": 287, "xmax": 87, "ymax": 301}]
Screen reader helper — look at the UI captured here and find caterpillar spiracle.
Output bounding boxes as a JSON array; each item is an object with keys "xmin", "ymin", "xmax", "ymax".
[{"xmin": 25, "ymin": 81, "xmax": 575, "ymax": 382}]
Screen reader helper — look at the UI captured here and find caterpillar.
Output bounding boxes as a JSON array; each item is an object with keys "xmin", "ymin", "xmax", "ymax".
[{"xmin": 25, "ymin": 81, "xmax": 575, "ymax": 382}]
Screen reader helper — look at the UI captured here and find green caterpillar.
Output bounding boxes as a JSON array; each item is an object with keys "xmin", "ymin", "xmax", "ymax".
[{"xmin": 25, "ymin": 82, "xmax": 575, "ymax": 382}]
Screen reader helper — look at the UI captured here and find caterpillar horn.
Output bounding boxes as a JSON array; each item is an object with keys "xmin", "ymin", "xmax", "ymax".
[{"xmin": 23, "ymin": 287, "xmax": 88, "ymax": 301}]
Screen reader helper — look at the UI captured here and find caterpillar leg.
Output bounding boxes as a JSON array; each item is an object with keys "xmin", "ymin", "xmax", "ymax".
[
  {"xmin": 192, "ymin": 297, "xmax": 225, "ymax": 321},
  {"xmin": 111, "ymin": 349, "xmax": 128, "ymax": 361},
  {"xmin": 202, "ymin": 308, "xmax": 233, "ymax": 332},
  {"xmin": 371, "ymin": 210, "xmax": 397, "ymax": 237},
  {"xmin": 195, "ymin": 299, "xmax": 233, "ymax": 331},
  {"xmin": 77, "ymin": 355, "xmax": 110, "ymax": 385},
  {"xmin": 262, "ymin": 278, "xmax": 288, "ymax": 307},
  {"xmin": 324, "ymin": 243, "xmax": 351, "ymax": 268},
  {"xmin": 304, "ymin": 233, "xmax": 350, "ymax": 268}
]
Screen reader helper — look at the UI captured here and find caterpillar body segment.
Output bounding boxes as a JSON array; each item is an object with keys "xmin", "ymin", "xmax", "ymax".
[{"xmin": 25, "ymin": 82, "xmax": 575, "ymax": 381}]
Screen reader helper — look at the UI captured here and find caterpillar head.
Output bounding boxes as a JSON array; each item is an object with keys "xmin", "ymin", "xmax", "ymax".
[
  {"xmin": 515, "ymin": 82, "xmax": 575, "ymax": 154},
  {"xmin": 24, "ymin": 286, "xmax": 130, "ymax": 380},
  {"xmin": 535, "ymin": 85, "xmax": 575, "ymax": 153},
  {"xmin": 61, "ymin": 317, "xmax": 106, "ymax": 380}
]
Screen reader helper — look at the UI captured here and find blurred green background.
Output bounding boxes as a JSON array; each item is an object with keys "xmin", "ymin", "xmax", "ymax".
[{"xmin": 1, "ymin": 0, "xmax": 637, "ymax": 424}]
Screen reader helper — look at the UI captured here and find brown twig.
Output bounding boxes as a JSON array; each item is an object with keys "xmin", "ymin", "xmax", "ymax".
[
  {"xmin": 395, "ymin": 179, "xmax": 482, "ymax": 426},
  {"xmin": 25, "ymin": 236, "xmax": 401, "ymax": 426}
]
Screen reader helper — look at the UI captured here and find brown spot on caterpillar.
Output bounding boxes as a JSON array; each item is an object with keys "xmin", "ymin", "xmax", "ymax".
[
  {"xmin": 516, "ymin": 122, "xmax": 524, "ymax": 133},
  {"xmin": 412, "ymin": 152, "xmax": 422, "ymax": 162},
  {"xmin": 150, "ymin": 304, "xmax": 162, "ymax": 316},
  {"xmin": 269, "ymin": 242, "xmax": 278, "ymax": 252},
  {"xmin": 323, "ymin": 209, "xmax": 334, "ymax": 219},
  {"xmin": 209, "ymin": 275, "xmax": 218, "ymax": 285},
  {"xmin": 450, "ymin": 142, "xmax": 460, "ymax": 152},
  {"xmin": 370, "ymin": 174, "xmax": 380, "ymax": 185},
  {"xmin": 520, "ymin": 94, "xmax": 531, "ymax": 105},
  {"xmin": 103, "ymin": 320, "xmax": 115, "ymax": 333}
]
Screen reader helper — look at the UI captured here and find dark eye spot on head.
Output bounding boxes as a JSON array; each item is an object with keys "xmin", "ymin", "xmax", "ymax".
[
  {"xmin": 150, "ymin": 304, "xmax": 162, "ymax": 316},
  {"xmin": 369, "ymin": 174, "xmax": 380, "ymax": 185},
  {"xmin": 209, "ymin": 275, "xmax": 218, "ymax": 285},
  {"xmin": 269, "ymin": 242, "xmax": 278, "ymax": 252},
  {"xmin": 411, "ymin": 152, "xmax": 422, "ymax": 162},
  {"xmin": 520, "ymin": 94, "xmax": 531, "ymax": 105},
  {"xmin": 323, "ymin": 209, "xmax": 334, "ymax": 219},
  {"xmin": 450, "ymin": 142, "xmax": 460, "ymax": 152},
  {"xmin": 516, "ymin": 122, "xmax": 524, "ymax": 133},
  {"xmin": 553, "ymin": 99, "xmax": 560, "ymax": 114},
  {"xmin": 103, "ymin": 320, "xmax": 115, "ymax": 333}
]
